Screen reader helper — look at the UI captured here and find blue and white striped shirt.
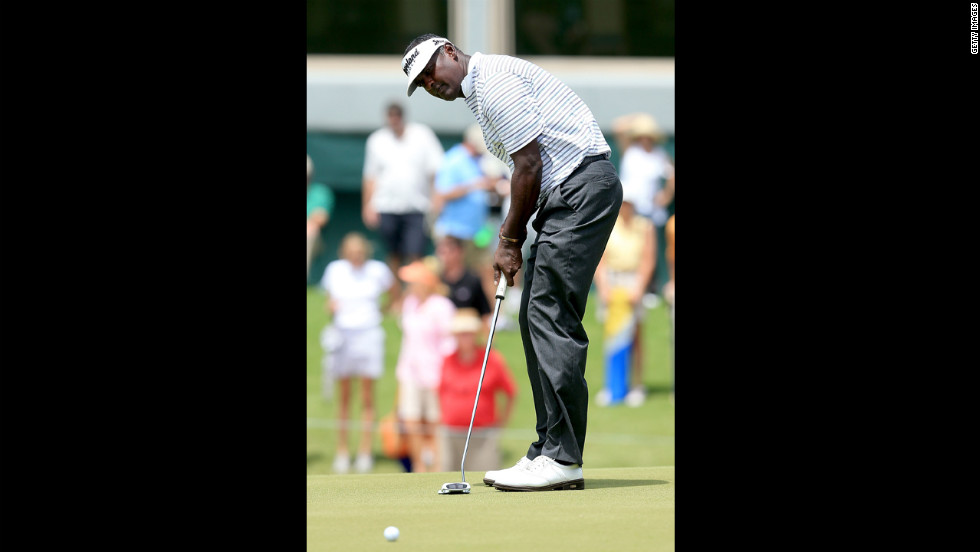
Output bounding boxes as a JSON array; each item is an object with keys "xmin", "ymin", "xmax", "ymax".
[{"xmin": 461, "ymin": 53, "xmax": 610, "ymax": 206}]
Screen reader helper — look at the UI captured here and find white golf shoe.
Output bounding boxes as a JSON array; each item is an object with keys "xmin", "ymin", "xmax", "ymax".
[
  {"xmin": 492, "ymin": 455, "xmax": 585, "ymax": 491},
  {"xmin": 483, "ymin": 456, "xmax": 532, "ymax": 486}
]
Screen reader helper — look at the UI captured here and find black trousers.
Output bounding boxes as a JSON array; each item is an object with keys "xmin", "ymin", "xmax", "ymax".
[{"xmin": 520, "ymin": 157, "xmax": 623, "ymax": 466}]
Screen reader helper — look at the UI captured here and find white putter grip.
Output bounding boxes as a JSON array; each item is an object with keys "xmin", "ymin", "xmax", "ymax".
[{"xmin": 495, "ymin": 278, "xmax": 507, "ymax": 300}]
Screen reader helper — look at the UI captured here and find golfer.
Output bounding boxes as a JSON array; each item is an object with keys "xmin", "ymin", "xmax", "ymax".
[{"xmin": 402, "ymin": 34, "xmax": 622, "ymax": 491}]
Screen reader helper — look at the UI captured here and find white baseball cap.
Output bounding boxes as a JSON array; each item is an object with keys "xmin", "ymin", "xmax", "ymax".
[{"xmin": 402, "ymin": 36, "xmax": 452, "ymax": 97}]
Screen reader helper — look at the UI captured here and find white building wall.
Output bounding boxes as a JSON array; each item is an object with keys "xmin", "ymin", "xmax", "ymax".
[{"xmin": 307, "ymin": 55, "xmax": 674, "ymax": 136}]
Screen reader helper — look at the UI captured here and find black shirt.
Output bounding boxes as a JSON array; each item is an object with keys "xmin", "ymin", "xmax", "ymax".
[{"xmin": 443, "ymin": 270, "xmax": 491, "ymax": 316}]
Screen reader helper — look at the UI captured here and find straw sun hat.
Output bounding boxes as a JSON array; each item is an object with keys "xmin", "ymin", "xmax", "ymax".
[
  {"xmin": 628, "ymin": 114, "xmax": 665, "ymax": 142},
  {"xmin": 449, "ymin": 308, "xmax": 484, "ymax": 334}
]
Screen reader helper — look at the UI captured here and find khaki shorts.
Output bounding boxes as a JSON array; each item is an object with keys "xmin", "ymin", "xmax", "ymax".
[
  {"xmin": 398, "ymin": 381, "xmax": 441, "ymax": 423},
  {"xmin": 439, "ymin": 426, "xmax": 502, "ymax": 472}
]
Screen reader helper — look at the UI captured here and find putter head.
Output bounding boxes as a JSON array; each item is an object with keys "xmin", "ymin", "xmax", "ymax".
[{"xmin": 438, "ymin": 482, "xmax": 471, "ymax": 494}]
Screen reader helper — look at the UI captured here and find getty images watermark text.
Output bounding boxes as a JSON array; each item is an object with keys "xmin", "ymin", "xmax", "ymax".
[{"xmin": 973, "ymin": 3, "xmax": 978, "ymax": 54}]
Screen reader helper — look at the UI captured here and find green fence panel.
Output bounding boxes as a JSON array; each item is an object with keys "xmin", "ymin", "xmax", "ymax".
[{"xmin": 306, "ymin": 131, "xmax": 672, "ymax": 288}]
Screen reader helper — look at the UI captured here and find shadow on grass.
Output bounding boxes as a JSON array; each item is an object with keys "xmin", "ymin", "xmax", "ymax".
[
  {"xmin": 307, "ymin": 452, "xmax": 323, "ymax": 466},
  {"xmin": 588, "ymin": 479, "xmax": 668, "ymax": 490},
  {"xmin": 641, "ymin": 384, "xmax": 673, "ymax": 395}
]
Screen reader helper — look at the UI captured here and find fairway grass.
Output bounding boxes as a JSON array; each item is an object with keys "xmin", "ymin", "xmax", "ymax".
[{"xmin": 307, "ymin": 466, "xmax": 674, "ymax": 552}]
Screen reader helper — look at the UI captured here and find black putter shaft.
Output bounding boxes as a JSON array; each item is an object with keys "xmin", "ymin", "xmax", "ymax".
[{"xmin": 460, "ymin": 278, "xmax": 508, "ymax": 484}]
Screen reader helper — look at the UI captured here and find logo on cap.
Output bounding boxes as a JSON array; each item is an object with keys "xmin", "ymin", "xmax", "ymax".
[{"xmin": 403, "ymin": 48, "xmax": 420, "ymax": 75}]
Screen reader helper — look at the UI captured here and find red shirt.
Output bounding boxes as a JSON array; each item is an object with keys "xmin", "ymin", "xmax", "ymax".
[{"xmin": 438, "ymin": 348, "xmax": 516, "ymax": 428}]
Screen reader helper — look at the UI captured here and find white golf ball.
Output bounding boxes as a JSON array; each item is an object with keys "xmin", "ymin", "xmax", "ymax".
[{"xmin": 384, "ymin": 526, "xmax": 399, "ymax": 541}]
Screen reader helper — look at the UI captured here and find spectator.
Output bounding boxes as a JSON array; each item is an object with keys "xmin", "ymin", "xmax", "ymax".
[
  {"xmin": 438, "ymin": 308, "xmax": 517, "ymax": 473},
  {"xmin": 395, "ymin": 257, "xmax": 457, "ymax": 472},
  {"xmin": 593, "ymin": 190, "xmax": 656, "ymax": 407},
  {"xmin": 617, "ymin": 113, "xmax": 674, "ymax": 295},
  {"xmin": 319, "ymin": 232, "xmax": 394, "ymax": 474},
  {"xmin": 307, "ymin": 154, "xmax": 336, "ymax": 284},
  {"xmin": 435, "ymin": 234, "xmax": 492, "ymax": 334},
  {"xmin": 431, "ymin": 123, "xmax": 498, "ymax": 245},
  {"xmin": 361, "ymin": 102, "xmax": 445, "ymax": 310},
  {"xmin": 432, "ymin": 124, "xmax": 511, "ymax": 310}
]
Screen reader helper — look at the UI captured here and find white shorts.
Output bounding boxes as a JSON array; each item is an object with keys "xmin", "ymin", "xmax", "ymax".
[
  {"xmin": 322, "ymin": 325, "xmax": 385, "ymax": 380},
  {"xmin": 398, "ymin": 380, "xmax": 441, "ymax": 423}
]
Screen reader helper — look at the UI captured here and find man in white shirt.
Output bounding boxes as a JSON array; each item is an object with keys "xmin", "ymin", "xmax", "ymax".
[
  {"xmin": 618, "ymin": 114, "xmax": 674, "ymax": 227},
  {"xmin": 362, "ymin": 102, "xmax": 445, "ymax": 307},
  {"xmin": 617, "ymin": 113, "xmax": 675, "ymax": 294}
]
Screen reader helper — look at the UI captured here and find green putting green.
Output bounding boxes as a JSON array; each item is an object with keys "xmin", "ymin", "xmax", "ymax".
[{"xmin": 307, "ymin": 466, "xmax": 674, "ymax": 551}]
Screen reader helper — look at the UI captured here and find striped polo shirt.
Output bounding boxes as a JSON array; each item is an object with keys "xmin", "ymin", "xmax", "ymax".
[{"xmin": 461, "ymin": 52, "xmax": 610, "ymax": 206}]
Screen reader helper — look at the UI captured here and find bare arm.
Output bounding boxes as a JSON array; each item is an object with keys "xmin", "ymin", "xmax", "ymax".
[
  {"xmin": 493, "ymin": 140, "xmax": 542, "ymax": 286},
  {"xmin": 655, "ymin": 170, "xmax": 675, "ymax": 207},
  {"xmin": 437, "ymin": 176, "xmax": 493, "ymax": 202},
  {"xmin": 308, "ymin": 208, "xmax": 328, "ymax": 227},
  {"xmin": 431, "ymin": 176, "xmax": 491, "ymax": 217},
  {"xmin": 362, "ymin": 177, "xmax": 379, "ymax": 229}
]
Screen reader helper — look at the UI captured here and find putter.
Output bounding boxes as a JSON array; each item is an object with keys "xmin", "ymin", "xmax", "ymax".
[{"xmin": 439, "ymin": 278, "xmax": 508, "ymax": 495}]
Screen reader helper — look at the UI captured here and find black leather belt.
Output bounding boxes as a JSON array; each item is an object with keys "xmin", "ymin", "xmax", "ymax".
[{"xmin": 538, "ymin": 154, "xmax": 609, "ymax": 210}]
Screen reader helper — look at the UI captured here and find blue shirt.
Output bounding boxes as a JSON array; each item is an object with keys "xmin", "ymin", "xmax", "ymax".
[{"xmin": 434, "ymin": 143, "xmax": 489, "ymax": 240}]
